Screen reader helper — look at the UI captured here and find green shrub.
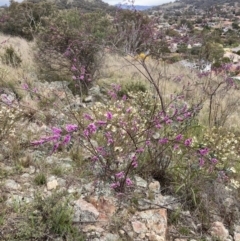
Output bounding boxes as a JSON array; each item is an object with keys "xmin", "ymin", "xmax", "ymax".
[
  {"xmin": 221, "ymin": 57, "xmax": 231, "ymax": 63},
  {"xmin": 0, "ymin": 1, "xmax": 55, "ymax": 40},
  {"xmin": 117, "ymin": 81, "xmax": 147, "ymax": 98},
  {"xmin": 34, "ymin": 173, "xmax": 47, "ymax": 186}
]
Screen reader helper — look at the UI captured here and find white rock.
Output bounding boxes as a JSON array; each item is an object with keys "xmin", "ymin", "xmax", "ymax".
[
  {"xmin": 210, "ymin": 221, "xmax": 229, "ymax": 240},
  {"xmin": 149, "ymin": 181, "xmax": 160, "ymax": 193},
  {"xmin": 46, "ymin": 156, "xmax": 58, "ymax": 164},
  {"xmin": 134, "ymin": 176, "xmax": 147, "ymax": 188},
  {"xmin": 73, "ymin": 198, "xmax": 99, "ymax": 222},
  {"xmin": 21, "ymin": 173, "xmax": 30, "ymax": 179},
  {"xmin": 132, "ymin": 221, "xmax": 148, "ymax": 233},
  {"xmin": 104, "ymin": 233, "xmax": 120, "ymax": 241},
  {"xmin": 5, "ymin": 179, "xmax": 20, "ymax": 190},
  {"xmin": 47, "ymin": 180, "xmax": 58, "ymax": 190},
  {"xmin": 83, "ymin": 96, "xmax": 93, "ymax": 103}
]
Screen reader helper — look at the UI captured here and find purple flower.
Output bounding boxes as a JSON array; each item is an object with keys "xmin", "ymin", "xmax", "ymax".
[
  {"xmin": 106, "ymin": 111, "xmax": 113, "ymax": 120},
  {"xmin": 126, "ymin": 107, "xmax": 132, "ymax": 113},
  {"xmin": 115, "ymin": 171, "xmax": 125, "ymax": 179},
  {"xmin": 52, "ymin": 127, "xmax": 62, "ymax": 135},
  {"xmin": 108, "ymin": 90, "xmax": 117, "ymax": 99},
  {"xmin": 159, "ymin": 138, "xmax": 168, "ymax": 144},
  {"xmin": 122, "ymin": 95, "xmax": 127, "ymax": 101},
  {"xmin": 126, "ymin": 178, "xmax": 133, "ymax": 186},
  {"xmin": 136, "ymin": 147, "xmax": 144, "ymax": 153},
  {"xmin": 71, "ymin": 65, "xmax": 77, "ymax": 71},
  {"xmin": 66, "ymin": 124, "xmax": 78, "ymax": 132},
  {"xmin": 62, "ymin": 134, "xmax": 71, "ymax": 145},
  {"xmin": 52, "ymin": 142, "xmax": 60, "ymax": 153},
  {"xmin": 83, "ymin": 129, "xmax": 89, "ymax": 137},
  {"xmin": 31, "ymin": 139, "xmax": 46, "ymax": 146},
  {"xmin": 184, "ymin": 138, "xmax": 192, "ymax": 147},
  {"xmin": 173, "ymin": 144, "xmax": 179, "ymax": 150},
  {"xmin": 175, "ymin": 134, "xmax": 183, "ymax": 141},
  {"xmin": 107, "ymin": 138, "xmax": 114, "ymax": 144},
  {"xmin": 184, "ymin": 112, "xmax": 192, "ymax": 118},
  {"xmin": 177, "ymin": 116, "xmax": 183, "ymax": 122},
  {"xmin": 91, "ymin": 156, "xmax": 99, "ymax": 162},
  {"xmin": 199, "ymin": 148, "xmax": 209, "ymax": 156},
  {"xmin": 83, "ymin": 113, "xmax": 93, "ymax": 121},
  {"xmin": 96, "ymin": 120, "xmax": 107, "ymax": 126},
  {"xmin": 199, "ymin": 158, "xmax": 205, "ymax": 167},
  {"xmin": 132, "ymin": 160, "xmax": 138, "ymax": 168},
  {"xmin": 87, "ymin": 123, "xmax": 97, "ymax": 134},
  {"xmin": 110, "ymin": 182, "xmax": 120, "ymax": 189},
  {"xmin": 146, "ymin": 140, "xmax": 151, "ymax": 146},
  {"xmin": 96, "ymin": 147, "xmax": 105, "ymax": 156},
  {"xmin": 211, "ymin": 158, "xmax": 218, "ymax": 164},
  {"xmin": 44, "ymin": 135, "xmax": 61, "ymax": 142},
  {"xmin": 22, "ymin": 83, "xmax": 29, "ymax": 90},
  {"xmin": 112, "ymin": 84, "xmax": 121, "ymax": 92},
  {"xmin": 166, "ymin": 119, "xmax": 173, "ymax": 125}
]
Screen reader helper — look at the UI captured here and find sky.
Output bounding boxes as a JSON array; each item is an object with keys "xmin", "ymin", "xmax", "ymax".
[
  {"xmin": 0, "ymin": 0, "xmax": 21, "ymax": 6},
  {"xmin": 0, "ymin": 0, "xmax": 174, "ymax": 6}
]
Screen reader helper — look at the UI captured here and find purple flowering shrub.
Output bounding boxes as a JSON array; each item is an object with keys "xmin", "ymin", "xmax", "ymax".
[{"xmin": 31, "ymin": 83, "xmax": 224, "ymax": 196}]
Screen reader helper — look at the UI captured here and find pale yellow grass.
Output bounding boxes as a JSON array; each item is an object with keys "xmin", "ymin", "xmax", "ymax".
[
  {"xmin": 0, "ymin": 34, "xmax": 38, "ymax": 109},
  {"xmin": 99, "ymin": 53, "xmax": 240, "ymax": 129}
]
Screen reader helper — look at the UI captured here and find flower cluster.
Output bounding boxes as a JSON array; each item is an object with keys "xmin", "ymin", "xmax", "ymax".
[
  {"xmin": 78, "ymin": 88, "xmax": 216, "ymax": 192},
  {"xmin": 31, "ymin": 124, "xmax": 78, "ymax": 153}
]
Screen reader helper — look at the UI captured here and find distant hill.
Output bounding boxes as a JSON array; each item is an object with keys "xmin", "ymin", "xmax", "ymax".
[
  {"xmin": 115, "ymin": 4, "xmax": 153, "ymax": 11},
  {"xmin": 156, "ymin": 0, "xmax": 239, "ymax": 9},
  {"xmin": 180, "ymin": 0, "xmax": 238, "ymax": 8},
  {"xmin": 26, "ymin": 0, "xmax": 116, "ymax": 12}
]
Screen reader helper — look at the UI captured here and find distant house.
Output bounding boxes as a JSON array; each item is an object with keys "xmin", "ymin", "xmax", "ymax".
[
  {"xmin": 232, "ymin": 46, "xmax": 240, "ymax": 53},
  {"xmin": 179, "ymin": 60, "xmax": 211, "ymax": 73},
  {"xmin": 193, "ymin": 42, "xmax": 202, "ymax": 47},
  {"xmin": 170, "ymin": 43, "xmax": 178, "ymax": 53}
]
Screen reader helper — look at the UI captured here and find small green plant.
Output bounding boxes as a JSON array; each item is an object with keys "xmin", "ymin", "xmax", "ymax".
[
  {"xmin": 34, "ymin": 173, "xmax": 47, "ymax": 186},
  {"xmin": 168, "ymin": 208, "xmax": 181, "ymax": 225},
  {"xmin": 51, "ymin": 166, "xmax": 64, "ymax": 177},
  {"xmin": 117, "ymin": 81, "xmax": 147, "ymax": 98},
  {"xmin": 3, "ymin": 192, "xmax": 85, "ymax": 240},
  {"xmin": 178, "ymin": 226, "xmax": 191, "ymax": 236},
  {"xmin": 1, "ymin": 45, "xmax": 22, "ymax": 67}
]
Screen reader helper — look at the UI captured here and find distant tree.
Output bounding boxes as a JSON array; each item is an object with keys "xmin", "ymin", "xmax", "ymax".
[
  {"xmin": 202, "ymin": 42, "xmax": 224, "ymax": 62},
  {"xmin": 195, "ymin": 18, "xmax": 203, "ymax": 24},
  {"xmin": 112, "ymin": 9, "xmax": 152, "ymax": 54},
  {"xmin": 165, "ymin": 28, "xmax": 180, "ymax": 37},
  {"xmin": 179, "ymin": 18, "xmax": 193, "ymax": 30},
  {"xmin": 163, "ymin": 14, "xmax": 168, "ymax": 20},
  {"xmin": 0, "ymin": 0, "xmax": 55, "ymax": 40},
  {"xmin": 177, "ymin": 43, "xmax": 188, "ymax": 54}
]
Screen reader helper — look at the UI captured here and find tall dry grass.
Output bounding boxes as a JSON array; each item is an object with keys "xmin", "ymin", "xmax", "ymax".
[
  {"xmin": 98, "ymin": 53, "xmax": 240, "ymax": 129},
  {"xmin": 0, "ymin": 34, "xmax": 37, "ymax": 93}
]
